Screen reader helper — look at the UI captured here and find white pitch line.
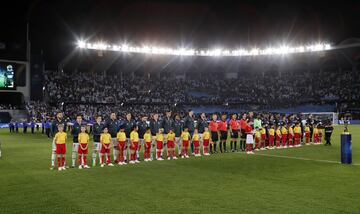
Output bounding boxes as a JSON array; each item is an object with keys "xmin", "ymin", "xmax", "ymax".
[{"xmin": 252, "ymin": 153, "xmax": 360, "ymax": 166}]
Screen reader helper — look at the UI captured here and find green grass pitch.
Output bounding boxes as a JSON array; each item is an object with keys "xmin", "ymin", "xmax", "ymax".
[{"xmin": 0, "ymin": 125, "xmax": 359, "ymax": 213}]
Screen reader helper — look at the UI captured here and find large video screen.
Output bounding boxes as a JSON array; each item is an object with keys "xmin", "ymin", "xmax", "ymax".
[{"xmin": 0, "ymin": 62, "xmax": 16, "ymax": 90}]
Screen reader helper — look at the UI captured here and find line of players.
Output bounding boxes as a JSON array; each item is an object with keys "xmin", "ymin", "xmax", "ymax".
[{"xmin": 51, "ymin": 110, "xmax": 326, "ymax": 171}]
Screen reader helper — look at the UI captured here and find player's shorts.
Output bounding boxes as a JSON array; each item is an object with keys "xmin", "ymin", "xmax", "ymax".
[
  {"xmin": 111, "ymin": 138, "xmax": 118, "ymax": 149},
  {"xmin": 261, "ymin": 134, "xmax": 266, "ymax": 141},
  {"xmin": 276, "ymin": 135, "xmax": 281, "ymax": 141},
  {"xmin": 288, "ymin": 134, "xmax": 294, "ymax": 139},
  {"xmin": 167, "ymin": 140, "xmax": 175, "ymax": 148},
  {"xmin": 269, "ymin": 136, "xmax": 274, "ymax": 143},
  {"xmin": 156, "ymin": 141, "xmax": 163, "ymax": 150},
  {"xmin": 281, "ymin": 136, "xmax": 287, "ymax": 143},
  {"xmin": 255, "ymin": 137, "xmax": 260, "ymax": 144},
  {"xmin": 145, "ymin": 142, "xmax": 151, "ymax": 149},
  {"xmin": 72, "ymin": 143, "xmax": 79, "ymax": 152},
  {"xmin": 193, "ymin": 140, "xmax": 200, "ymax": 148},
  {"xmin": 101, "ymin": 144, "xmax": 111, "ymax": 153},
  {"xmin": 78, "ymin": 143, "xmax": 88, "ymax": 154},
  {"xmin": 220, "ymin": 131, "xmax": 228, "ymax": 141},
  {"xmin": 203, "ymin": 139, "xmax": 209, "ymax": 147},
  {"xmin": 305, "ymin": 132, "xmax": 310, "ymax": 138},
  {"xmin": 56, "ymin": 144, "xmax": 66, "ymax": 154},
  {"xmin": 118, "ymin": 141, "xmax": 126, "ymax": 151},
  {"xmin": 130, "ymin": 142, "xmax": 139, "ymax": 150},
  {"xmin": 93, "ymin": 142, "xmax": 101, "ymax": 151},
  {"xmin": 231, "ymin": 130, "xmax": 239, "ymax": 139},
  {"xmin": 182, "ymin": 140, "xmax": 189, "ymax": 147},
  {"xmin": 246, "ymin": 134, "xmax": 254, "ymax": 144},
  {"xmin": 294, "ymin": 133, "xmax": 301, "ymax": 139},
  {"xmin": 241, "ymin": 129, "xmax": 247, "ymax": 139},
  {"xmin": 211, "ymin": 131, "xmax": 218, "ymax": 142}
]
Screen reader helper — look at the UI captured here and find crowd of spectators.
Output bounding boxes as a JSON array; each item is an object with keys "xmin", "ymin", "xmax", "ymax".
[
  {"xmin": 15, "ymin": 67, "xmax": 360, "ymax": 121},
  {"xmin": 43, "ymin": 68, "xmax": 360, "ymax": 105}
]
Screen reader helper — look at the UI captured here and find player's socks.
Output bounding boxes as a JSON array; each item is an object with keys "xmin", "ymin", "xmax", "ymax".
[
  {"xmin": 62, "ymin": 157, "xmax": 65, "ymax": 167},
  {"xmin": 230, "ymin": 141, "xmax": 233, "ymax": 150},
  {"xmin": 101, "ymin": 155, "xmax": 105, "ymax": 164},
  {"xmin": 92, "ymin": 152, "xmax": 97, "ymax": 166},
  {"xmin": 113, "ymin": 149, "xmax": 117, "ymax": 162},
  {"xmin": 107, "ymin": 154, "xmax": 111, "ymax": 164},
  {"xmin": 51, "ymin": 153, "xmax": 56, "ymax": 166},
  {"xmin": 83, "ymin": 156, "xmax": 86, "ymax": 165},
  {"xmin": 78, "ymin": 155, "xmax": 82, "ymax": 166},
  {"xmin": 172, "ymin": 150, "xmax": 175, "ymax": 157},
  {"xmin": 57, "ymin": 157, "xmax": 61, "ymax": 167},
  {"xmin": 223, "ymin": 142, "xmax": 227, "ymax": 152}
]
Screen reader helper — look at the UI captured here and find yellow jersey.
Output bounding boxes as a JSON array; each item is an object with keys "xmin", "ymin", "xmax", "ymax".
[
  {"xmin": 100, "ymin": 133, "xmax": 111, "ymax": 144},
  {"xmin": 255, "ymin": 130, "xmax": 261, "ymax": 138},
  {"xmin": 144, "ymin": 132, "xmax": 152, "ymax": 142},
  {"xmin": 203, "ymin": 131, "xmax": 210, "ymax": 140},
  {"xmin": 117, "ymin": 131, "xmax": 126, "ymax": 142},
  {"xmin": 294, "ymin": 126, "xmax": 301, "ymax": 134},
  {"xmin": 167, "ymin": 132, "xmax": 175, "ymax": 141},
  {"xmin": 192, "ymin": 133, "xmax": 200, "ymax": 141},
  {"xmin": 269, "ymin": 128, "xmax": 275, "ymax": 136},
  {"xmin": 156, "ymin": 133, "xmax": 164, "ymax": 142},
  {"xmin": 181, "ymin": 131, "xmax": 190, "ymax": 141},
  {"xmin": 78, "ymin": 132, "xmax": 89, "ymax": 144},
  {"xmin": 305, "ymin": 126, "xmax": 310, "ymax": 132},
  {"xmin": 281, "ymin": 127, "xmax": 288, "ymax": 135},
  {"xmin": 54, "ymin": 132, "xmax": 67, "ymax": 144},
  {"xmin": 288, "ymin": 127, "xmax": 294, "ymax": 135},
  {"xmin": 313, "ymin": 128, "xmax": 318, "ymax": 134},
  {"xmin": 261, "ymin": 128, "xmax": 266, "ymax": 135},
  {"xmin": 130, "ymin": 131, "xmax": 139, "ymax": 142},
  {"xmin": 276, "ymin": 128, "xmax": 281, "ymax": 136}
]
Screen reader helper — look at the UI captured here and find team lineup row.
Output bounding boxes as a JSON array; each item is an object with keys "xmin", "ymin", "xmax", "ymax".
[{"xmin": 51, "ymin": 111, "xmax": 329, "ymax": 171}]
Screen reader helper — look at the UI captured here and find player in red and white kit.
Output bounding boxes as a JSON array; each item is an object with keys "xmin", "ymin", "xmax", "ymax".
[{"xmin": 245, "ymin": 124, "xmax": 254, "ymax": 154}]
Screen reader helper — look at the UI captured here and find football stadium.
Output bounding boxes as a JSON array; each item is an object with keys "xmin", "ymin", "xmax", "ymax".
[{"xmin": 0, "ymin": 1, "xmax": 360, "ymax": 213}]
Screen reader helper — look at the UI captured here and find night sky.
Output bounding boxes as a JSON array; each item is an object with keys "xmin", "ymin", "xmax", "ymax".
[{"xmin": 1, "ymin": 0, "xmax": 360, "ymax": 69}]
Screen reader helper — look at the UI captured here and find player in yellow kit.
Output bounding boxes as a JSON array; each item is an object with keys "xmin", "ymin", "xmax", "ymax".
[
  {"xmin": 53, "ymin": 124, "xmax": 67, "ymax": 171},
  {"xmin": 117, "ymin": 126, "xmax": 127, "ymax": 165},
  {"xmin": 166, "ymin": 129, "xmax": 177, "ymax": 160},
  {"xmin": 192, "ymin": 129, "xmax": 201, "ymax": 156},
  {"xmin": 181, "ymin": 127, "xmax": 191, "ymax": 158},
  {"xmin": 143, "ymin": 128, "xmax": 152, "ymax": 162},
  {"xmin": 129, "ymin": 125, "xmax": 140, "ymax": 164},
  {"xmin": 294, "ymin": 123, "xmax": 302, "ymax": 147},
  {"xmin": 100, "ymin": 127, "xmax": 114, "ymax": 167},
  {"xmin": 78, "ymin": 125, "xmax": 90, "ymax": 169},
  {"xmin": 202, "ymin": 127, "xmax": 210, "ymax": 155},
  {"xmin": 156, "ymin": 128, "xmax": 164, "ymax": 160}
]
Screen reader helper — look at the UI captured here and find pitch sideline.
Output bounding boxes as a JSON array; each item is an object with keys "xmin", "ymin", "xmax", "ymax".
[{"xmin": 250, "ymin": 153, "xmax": 359, "ymax": 166}]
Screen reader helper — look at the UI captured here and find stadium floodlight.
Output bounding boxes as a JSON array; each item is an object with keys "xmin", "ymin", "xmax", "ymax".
[
  {"xmin": 77, "ymin": 40, "xmax": 86, "ymax": 48},
  {"xmin": 77, "ymin": 41, "xmax": 332, "ymax": 57}
]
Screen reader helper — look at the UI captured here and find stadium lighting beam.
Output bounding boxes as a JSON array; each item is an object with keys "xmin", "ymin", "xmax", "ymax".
[{"xmin": 77, "ymin": 40, "xmax": 333, "ymax": 57}]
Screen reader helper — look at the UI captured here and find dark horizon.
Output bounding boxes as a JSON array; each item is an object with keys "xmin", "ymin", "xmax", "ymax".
[{"xmin": 1, "ymin": 0, "xmax": 360, "ymax": 69}]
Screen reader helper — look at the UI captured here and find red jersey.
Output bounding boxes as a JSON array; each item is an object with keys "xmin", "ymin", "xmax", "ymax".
[
  {"xmin": 245, "ymin": 125, "xmax": 253, "ymax": 134},
  {"xmin": 229, "ymin": 119, "xmax": 239, "ymax": 130},
  {"xmin": 209, "ymin": 120, "xmax": 218, "ymax": 132},
  {"xmin": 218, "ymin": 120, "xmax": 228, "ymax": 131},
  {"xmin": 240, "ymin": 119, "xmax": 248, "ymax": 130}
]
